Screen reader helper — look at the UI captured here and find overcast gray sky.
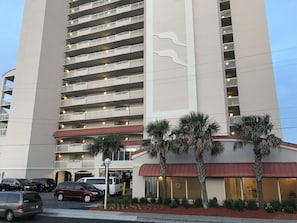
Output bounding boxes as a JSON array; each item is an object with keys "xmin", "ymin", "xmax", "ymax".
[{"xmin": 0, "ymin": 0, "xmax": 296, "ymax": 144}]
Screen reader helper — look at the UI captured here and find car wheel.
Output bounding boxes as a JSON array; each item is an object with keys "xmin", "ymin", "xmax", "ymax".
[
  {"xmin": 5, "ymin": 210, "xmax": 15, "ymax": 222},
  {"xmin": 57, "ymin": 193, "xmax": 64, "ymax": 201},
  {"xmin": 84, "ymin": 195, "xmax": 91, "ymax": 203}
]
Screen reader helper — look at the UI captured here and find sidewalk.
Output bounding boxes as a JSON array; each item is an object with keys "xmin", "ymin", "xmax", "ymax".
[{"xmin": 42, "ymin": 208, "xmax": 297, "ymax": 223}]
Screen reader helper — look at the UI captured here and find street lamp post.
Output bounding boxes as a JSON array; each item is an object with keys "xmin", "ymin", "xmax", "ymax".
[{"xmin": 104, "ymin": 158, "xmax": 111, "ymax": 209}]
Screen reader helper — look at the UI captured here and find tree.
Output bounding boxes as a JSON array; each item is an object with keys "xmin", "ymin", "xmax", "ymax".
[
  {"xmin": 233, "ymin": 114, "xmax": 282, "ymax": 208},
  {"xmin": 87, "ymin": 133, "xmax": 123, "ymax": 202},
  {"xmin": 142, "ymin": 119, "xmax": 170, "ymax": 202},
  {"xmin": 174, "ymin": 112, "xmax": 223, "ymax": 208}
]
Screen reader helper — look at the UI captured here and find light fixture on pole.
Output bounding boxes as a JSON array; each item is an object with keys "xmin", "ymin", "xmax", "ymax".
[{"xmin": 104, "ymin": 158, "xmax": 111, "ymax": 209}]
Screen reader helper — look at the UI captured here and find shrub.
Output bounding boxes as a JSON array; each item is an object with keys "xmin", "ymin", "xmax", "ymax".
[
  {"xmin": 266, "ymin": 205, "xmax": 275, "ymax": 213},
  {"xmin": 157, "ymin": 197, "xmax": 163, "ymax": 204},
  {"xmin": 193, "ymin": 198, "xmax": 203, "ymax": 208},
  {"xmin": 232, "ymin": 199, "xmax": 245, "ymax": 211},
  {"xmin": 182, "ymin": 198, "xmax": 189, "ymax": 209},
  {"xmin": 174, "ymin": 198, "xmax": 180, "ymax": 205},
  {"xmin": 269, "ymin": 200, "xmax": 282, "ymax": 212},
  {"xmin": 131, "ymin": 197, "xmax": 139, "ymax": 204},
  {"xmin": 164, "ymin": 198, "xmax": 171, "ymax": 205},
  {"xmin": 208, "ymin": 197, "xmax": 218, "ymax": 208},
  {"xmin": 246, "ymin": 200, "xmax": 258, "ymax": 210},
  {"xmin": 150, "ymin": 197, "xmax": 156, "ymax": 203},
  {"xmin": 139, "ymin": 197, "xmax": 148, "ymax": 204},
  {"xmin": 223, "ymin": 200, "xmax": 233, "ymax": 209},
  {"xmin": 122, "ymin": 196, "xmax": 130, "ymax": 207},
  {"xmin": 169, "ymin": 200, "xmax": 178, "ymax": 208},
  {"xmin": 283, "ymin": 206, "xmax": 294, "ymax": 214},
  {"xmin": 282, "ymin": 200, "xmax": 296, "ymax": 210}
]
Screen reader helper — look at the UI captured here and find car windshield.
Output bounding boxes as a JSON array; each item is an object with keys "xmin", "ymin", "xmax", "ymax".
[
  {"xmin": 82, "ymin": 183, "xmax": 97, "ymax": 190},
  {"xmin": 18, "ymin": 179, "xmax": 33, "ymax": 185}
]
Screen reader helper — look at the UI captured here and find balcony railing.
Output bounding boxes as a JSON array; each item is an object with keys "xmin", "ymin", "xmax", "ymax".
[
  {"xmin": 59, "ymin": 106, "xmax": 143, "ymax": 122},
  {"xmin": 0, "ymin": 113, "xmax": 9, "ymax": 121},
  {"xmin": 61, "ymin": 90, "xmax": 144, "ymax": 107},
  {"xmin": 69, "ymin": 0, "xmax": 120, "ymax": 14},
  {"xmin": 224, "ymin": 59, "xmax": 236, "ymax": 69},
  {"xmin": 223, "ymin": 42, "xmax": 234, "ymax": 52},
  {"xmin": 65, "ymin": 43, "xmax": 144, "ymax": 65},
  {"xmin": 226, "ymin": 77, "xmax": 237, "ymax": 87},
  {"xmin": 69, "ymin": 2, "xmax": 144, "ymax": 27},
  {"xmin": 67, "ymin": 15, "xmax": 144, "ymax": 39},
  {"xmin": 229, "ymin": 115, "xmax": 241, "ymax": 125},
  {"xmin": 54, "ymin": 160, "xmax": 94, "ymax": 169},
  {"xmin": 227, "ymin": 96, "xmax": 239, "ymax": 106},
  {"xmin": 222, "ymin": 25, "xmax": 232, "ymax": 35},
  {"xmin": 62, "ymin": 74, "xmax": 144, "ymax": 93},
  {"xmin": 56, "ymin": 143, "xmax": 90, "ymax": 153},
  {"xmin": 66, "ymin": 29, "xmax": 144, "ymax": 52},
  {"xmin": 64, "ymin": 58, "xmax": 144, "ymax": 79},
  {"xmin": 221, "ymin": 9, "xmax": 231, "ymax": 19},
  {"xmin": 0, "ymin": 128, "xmax": 7, "ymax": 135}
]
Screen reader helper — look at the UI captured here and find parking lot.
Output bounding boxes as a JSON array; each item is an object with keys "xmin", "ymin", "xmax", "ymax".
[{"xmin": 40, "ymin": 192, "xmax": 101, "ymax": 209}]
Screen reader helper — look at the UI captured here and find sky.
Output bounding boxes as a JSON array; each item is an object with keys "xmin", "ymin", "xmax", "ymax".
[{"xmin": 0, "ymin": 0, "xmax": 296, "ymax": 144}]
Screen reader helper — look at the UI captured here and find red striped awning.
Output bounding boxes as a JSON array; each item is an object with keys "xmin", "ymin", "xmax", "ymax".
[{"xmin": 139, "ymin": 163, "xmax": 297, "ymax": 177}]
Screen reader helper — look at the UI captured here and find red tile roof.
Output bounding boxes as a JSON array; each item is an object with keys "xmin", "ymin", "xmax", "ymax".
[{"xmin": 139, "ymin": 163, "xmax": 297, "ymax": 177}]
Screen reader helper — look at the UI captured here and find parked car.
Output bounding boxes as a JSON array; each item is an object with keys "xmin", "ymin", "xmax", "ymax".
[
  {"xmin": 0, "ymin": 191, "xmax": 43, "ymax": 222},
  {"xmin": 30, "ymin": 178, "xmax": 56, "ymax": 192},
  {"xmin": 77, "ymin": 176, "xmax": 123, "ymax": 195},
  {"xmin": 54, "ymin": 181, "xmax": 103, "ymax": 203},
  {"xmin": 0, "ymin": 183, "xmax": 21, "ymax": 192},
  {"xmin": 1, "ymin": 178, "xmax": 37, "ymax": 191}
]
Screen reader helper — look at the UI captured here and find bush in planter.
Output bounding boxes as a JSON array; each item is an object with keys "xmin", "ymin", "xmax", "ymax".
[
  {"xmin": 283, "ymin": 206, "xmax": 294, "ymax": 214},
  {"xmin": 282, "ymin": 200, "xmax": 296, "ymax": 210},
  {"xmin": 164, "ymin": 198, "xmax": 171, "ymax": 205},
  {"xmin": 182, "ymin": 198, "xmax": 189, "ymax": 209},
  {"xmin": 169, "ymin": 200, "xmax": 178, "ymax": 208},
  {"xmin": 194, "ymin": 198, "xmax": 203, "ymax": 207},
  {"xmin": 246, "ymin": 200, "xmax": 258, "ymax": 210},
  {"xmin": 131, "ymin": 197, "xmax": 139, "ymax": 204},
  {"xmin": 223, "ymin": 200, "xmax": 233, "ymax": 209},
  {"xmin": 139, "ymin": 197, "xmax": 148, "ymax": 204},
  {"xmin": 208, "ymin": 197, "xmax": 218, "ymax": 208},
  {"xmin": 157, "ymin": 197, "xmax": 163, "ymax": 204},
  {"xmin": 150, "ymin": 197, "xmax": 156, "ymax": 203},
  {"xmin": 174, "ymin": 198, "xmax": 180, "ymax": 205},
  {"xmin": 232, "ymin": 199, "xmax": 245, "ymax": 211},
  {"xmin": 269, "ymin": 200, "xmax": 282, "ymax": 212}
]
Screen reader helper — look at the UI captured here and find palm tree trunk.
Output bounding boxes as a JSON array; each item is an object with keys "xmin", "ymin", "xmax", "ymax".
[
  {"xmin": 254, "ymin": 151, "xmax": 264, "ymax": 208},
  {"xmin": 195, "ymin": 154, "xmax": 208, "ymax": 208},
  {"xmin": 160, "ymin": 152, "xmax": 167, "ymax": 202}
]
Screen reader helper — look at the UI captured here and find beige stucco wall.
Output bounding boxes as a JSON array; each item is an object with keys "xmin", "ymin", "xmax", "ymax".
[
  {"xmin": 230, "ymin": 0, "xmax": 282, "ymax": 137},
  {"xmin": 0, "ymin": 0, "xmax": 68, "ymax": 178}
]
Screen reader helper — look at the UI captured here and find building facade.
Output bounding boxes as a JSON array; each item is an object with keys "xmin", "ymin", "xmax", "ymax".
[{"xmin": 0, "ymin": 0, "xmax": 295, "ymax": 201}]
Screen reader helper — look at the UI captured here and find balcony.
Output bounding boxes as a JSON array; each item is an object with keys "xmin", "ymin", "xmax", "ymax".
[
  {"xmin": 0, "ymin": 113, "xmax": 9, "ymax": 121},
  {"xmin": 65, "ymin": 43, "xmax": 144, "ymax": 65},
  {"xmin": 68, "ymin": 2, "xmax": 144, "ymax": 28},
  {"xmin": 227, "ymin": 96, "xmax": 239, "ymax": 106},
  {"xmin": 0, "ymin": 128, "xmax": 7, "ymax": 135},
  {"xmin": 229, "ymin": 115, "xmax": 241, "ymax": 125},
  {"xmin": 67, "ymin": 15, "xmax": 144, "ymax": 40},
  {"xmin": 226, "ymin": 77, "xmax": 237, "ymax": 87},
  {"xmin": 221, "ymin": 9, "xmax": 231, "ymax": 19},
  {"xmin": 56, "ymin": 143, "xmax": 90, "ymax": 153},
  {"xmin": 63, "ymin": 58, "xmax": 144, "ymax": 79},
  {"xmin": 69, "ymin": 0, "xmax": 120, "ymax": 15},
  {"xmin": 61, "ymin": 89, "xmax": 144, "ymax": 107},
  {"xmin": 223, "ymin": 42, "xmax": 234, "ymax": 52},
  {"xmin": 222, "ymin": 26, "xmax": 233, "ymax": 35},
  {"xmin": 54, "ymin": 159, "xmax": 94, "ymax": 169},
  {"xmin": 62, "ymin": 74, "xmax": 144, "ymax": 93},
  {"xmin": 59, "ymin": 106, "xmax": 143, "ymax": 122},
  {"xmin": 66, "ymin": 29, "xmax": 144, "ymax": 52},
  {"xmin": 224, "ymin": 59, "xmax": 236, "ymax": 69}
]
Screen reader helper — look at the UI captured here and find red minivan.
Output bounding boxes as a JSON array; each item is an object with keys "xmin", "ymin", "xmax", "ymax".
[{"xmin": 54, "ymin": 181, "xmax": 103, "ymax": 203}]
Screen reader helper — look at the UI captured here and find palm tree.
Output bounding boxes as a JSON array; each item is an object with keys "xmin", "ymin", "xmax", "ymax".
[
  {"xmin": 142, "ymin": 119, "xmax": 170, "ymax": 202},
  {"xmin": 174, "ymin": 112, "xmax": 223, "ymax": 208},
  {"xmin": 233, "ymin": 114, "xmax": 282, "ymax": 208},
  {"xmin": 87, "ymin": 133, "xmax": 123, "ymax": 202}
]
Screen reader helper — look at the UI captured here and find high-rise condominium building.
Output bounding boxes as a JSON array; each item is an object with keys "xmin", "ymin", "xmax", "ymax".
[{"xmin": 0, "ymin": 0, "xmax": 282, "ymax": 180}]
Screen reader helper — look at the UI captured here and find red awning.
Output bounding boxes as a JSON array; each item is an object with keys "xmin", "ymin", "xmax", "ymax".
[{"xmin": 139, "ymin": 163, "xmax": 297, "ymax": 177}]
